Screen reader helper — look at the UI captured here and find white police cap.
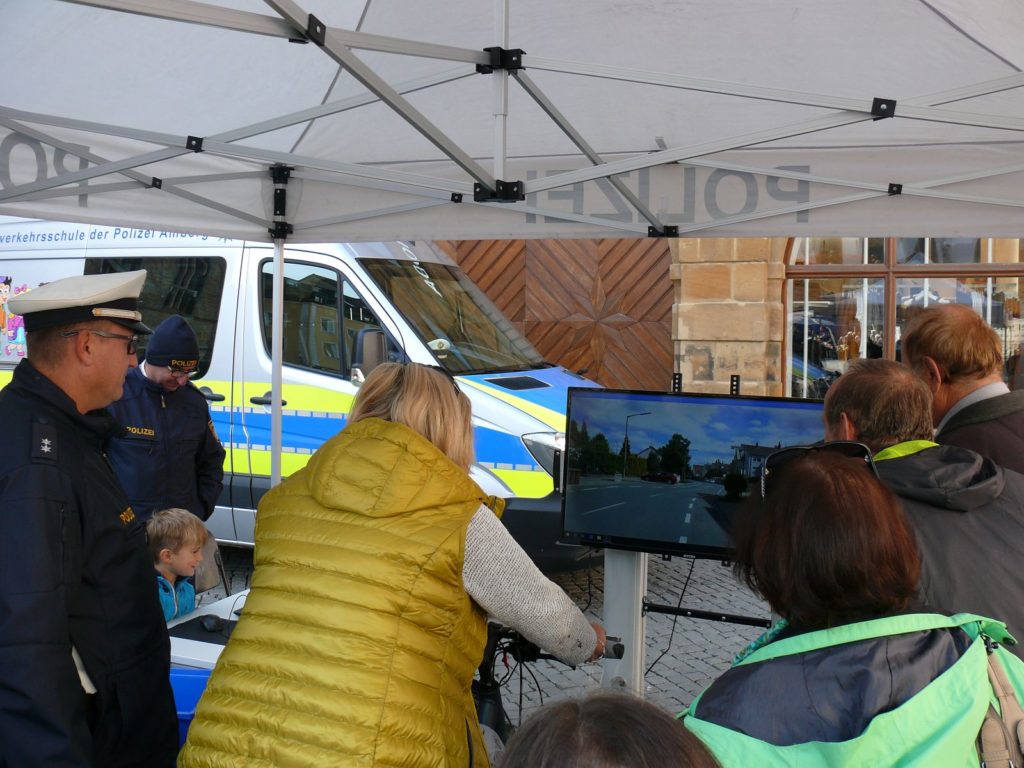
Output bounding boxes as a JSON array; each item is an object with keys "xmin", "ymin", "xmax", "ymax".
[{"xmin": 8, "ymin": 270, "xmax": 151, "ymax": 334}]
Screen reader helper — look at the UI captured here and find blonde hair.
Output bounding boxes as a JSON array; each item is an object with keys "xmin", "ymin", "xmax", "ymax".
[
  {"xmin": 146, "ymin": 508, "xmax": 209, "ymax": 562},
  {"xmin": 902, "ymin": 304, "xmax": 1002, "ymax": 382},
  {"xmin": 349, "ymin": 362, "xmax": 475, "ymax": 470}
]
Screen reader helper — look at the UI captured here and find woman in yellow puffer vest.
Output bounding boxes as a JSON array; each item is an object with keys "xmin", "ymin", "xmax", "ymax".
[{"xmin": 179, "ymin": 362, "xmax": 605, "ymax": 768}]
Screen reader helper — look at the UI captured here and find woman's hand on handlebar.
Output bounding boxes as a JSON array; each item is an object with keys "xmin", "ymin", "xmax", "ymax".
[{"xmin": 588, "ymin": 622, "xmax": 607, "ymax": 662}]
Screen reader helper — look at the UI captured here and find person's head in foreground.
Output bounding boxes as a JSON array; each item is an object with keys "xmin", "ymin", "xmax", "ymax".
[
  {"xmin": 349, "ymin": 361, "xmax": 474, "ymax": 470},
  {"xmin": 497, "ymin": 691, "xmax": 720, "ymax": 768},
  {"xmin": 735, "ymin": 443, "xmax": 920, "ymax": 629}
]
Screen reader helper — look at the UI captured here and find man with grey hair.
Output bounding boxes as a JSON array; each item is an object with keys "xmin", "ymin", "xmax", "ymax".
[{"xmin": 824, "ymin": 358, "xmax": 1024, "ymax": 659}]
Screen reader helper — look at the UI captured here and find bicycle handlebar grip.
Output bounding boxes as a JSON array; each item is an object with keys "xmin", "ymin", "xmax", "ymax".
[{"xmin": 604, "ymin": 636, "xmax": 625, "ymax": 659}]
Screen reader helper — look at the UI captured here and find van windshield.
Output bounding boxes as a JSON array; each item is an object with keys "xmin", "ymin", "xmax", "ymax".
[{"xmin": 361, "ymin": 257, "xmax": 548, "ymax": 375}]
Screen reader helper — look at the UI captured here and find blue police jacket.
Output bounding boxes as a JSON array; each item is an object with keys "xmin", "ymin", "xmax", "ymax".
[{"xmin": 107, "ymin": 365, "xmax": 225, "ymax": 523}]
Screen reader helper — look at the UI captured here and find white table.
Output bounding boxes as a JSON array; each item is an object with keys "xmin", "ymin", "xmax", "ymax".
[{"xmin": 168, "ymin": 590, "xmax": 248, "ymax": 669}]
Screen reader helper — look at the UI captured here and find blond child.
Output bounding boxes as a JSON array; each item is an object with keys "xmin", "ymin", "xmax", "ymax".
[{"xmin": 147, "ymin": 508, "xmax": 208, "ymax": 621}]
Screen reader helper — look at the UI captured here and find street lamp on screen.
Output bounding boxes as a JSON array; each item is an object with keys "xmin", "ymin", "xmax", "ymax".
[{"xmin": 623, "ymin": 411, "xmax": 652, "ymax": 478}]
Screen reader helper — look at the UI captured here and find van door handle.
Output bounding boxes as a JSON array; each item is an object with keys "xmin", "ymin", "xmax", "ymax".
[
  {"xmin": 250, "ymin": 393, "xmax": 287, "ymax": 407},
  {"xmin": 199, "ymin": 386, "xmax": 226, "ymax": 402}
]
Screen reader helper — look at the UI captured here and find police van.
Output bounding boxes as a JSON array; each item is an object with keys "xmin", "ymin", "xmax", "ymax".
[{"xmin": 0, "ymin": 217, "xmax": 598, "ymax": 569}]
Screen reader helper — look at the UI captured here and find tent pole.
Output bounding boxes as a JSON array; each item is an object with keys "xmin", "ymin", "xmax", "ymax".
[
  {"xmin": 493, "ymin": 0, "xmax": 509, "ymax": 181},
  {"xmin": 271, "ymin": 237, "xmax": 284, "ymax": 487}
]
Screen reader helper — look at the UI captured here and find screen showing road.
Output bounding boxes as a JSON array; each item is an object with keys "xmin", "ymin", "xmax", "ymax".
[{"xmin": 561, "ymin": 388, "xmax": 824, "ymax": 557}]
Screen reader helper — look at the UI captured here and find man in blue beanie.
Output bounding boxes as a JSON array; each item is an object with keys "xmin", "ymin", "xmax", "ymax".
[{"xmin": 107, "ymin": 314, "xmax": 225, "ymax": 523}]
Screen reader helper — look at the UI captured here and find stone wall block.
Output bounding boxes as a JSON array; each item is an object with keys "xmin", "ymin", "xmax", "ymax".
[
  {"xmin": 732, "ymin": 262, "xmax": 768, "ymax": 302},
  {"xmin": 681, "ymin": 264, "xmax": 733, "ymax": 301}
]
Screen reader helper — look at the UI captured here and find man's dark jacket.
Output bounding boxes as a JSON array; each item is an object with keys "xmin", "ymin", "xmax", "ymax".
[
  {"xmin": 0, "ymin": 360, "xmax": 177, "ymax": 767},
  {"xmin": 106, "ymin": 365, "xmax": 225, "ymax": 523},
  {"xmin": 937, "ymin": 389, "xmax": 1024, "ymax": 475},
  {"xmin": 877, "ymin": 443, "xmax": 1024, "ymax": 660}
]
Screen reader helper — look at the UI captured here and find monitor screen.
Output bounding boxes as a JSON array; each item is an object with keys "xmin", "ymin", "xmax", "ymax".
[{"xmin": 561, "ymin": 388, "xmax": 825, "ymax": 558}]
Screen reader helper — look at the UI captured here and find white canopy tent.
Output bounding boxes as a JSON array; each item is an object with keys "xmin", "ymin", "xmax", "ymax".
[
  {"xmin": 2, "ymin": 0, "xmax": 1023, "ymax": 691},
  {"xmin": 1, "ymin": 0, "xmax": 1024, "ymax": 241}
]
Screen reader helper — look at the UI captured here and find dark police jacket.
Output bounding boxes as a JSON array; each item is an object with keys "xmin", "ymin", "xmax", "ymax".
[
  {"xmin": 106, "ymin": 365, "xmax": 225, "ymax": 523},
  {"xmin": 0, "ymin": 359, "xmax": 178, "ymax": 767}
]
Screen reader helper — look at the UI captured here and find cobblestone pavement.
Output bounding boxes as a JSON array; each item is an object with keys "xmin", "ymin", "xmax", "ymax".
[{"xmin": 204, "ymin": 546, "xmax": 769, "ymax": 721}]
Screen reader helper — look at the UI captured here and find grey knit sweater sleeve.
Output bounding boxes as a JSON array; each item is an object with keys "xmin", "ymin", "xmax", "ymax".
[{"xmin": 463, "ymin": 505, "xmax": 597, "ymax": 666}]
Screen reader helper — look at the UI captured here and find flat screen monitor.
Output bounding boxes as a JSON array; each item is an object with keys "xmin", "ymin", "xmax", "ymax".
[{"xmin": 560, "ymin": 388, "xmax": 824, "ymax": 558}]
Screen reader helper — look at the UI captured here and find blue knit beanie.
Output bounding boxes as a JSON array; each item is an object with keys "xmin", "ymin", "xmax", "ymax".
[{"xmin": 144, "ymin": 315, "xmax": 199, "ymax": 369}]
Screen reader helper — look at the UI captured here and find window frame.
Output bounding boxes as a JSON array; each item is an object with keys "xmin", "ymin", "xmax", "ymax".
[{"xmin": 784, "ymin": 237, "xmax": 1024, "ymax": 393}]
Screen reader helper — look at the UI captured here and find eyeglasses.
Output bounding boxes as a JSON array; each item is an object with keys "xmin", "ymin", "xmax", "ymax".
[
  {"xmin": 167, "ymin": 366, "xmax": 198, "ymax": 381},
  {"xmin": 760, "ymin": 441, "xmax": 878, "ymax": 499},
  {"xmin": 61, "ymin": 328, "xmax": 139, "ymax": 355}
]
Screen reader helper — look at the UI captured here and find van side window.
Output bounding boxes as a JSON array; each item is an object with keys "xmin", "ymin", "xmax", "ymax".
[
  {"xmin": 85, "ymin": 257, "xmax": 226, "ymax": 377},
  {"xmin": 259, "ymin": 260, "xmax": 400, "ymax": 376}
]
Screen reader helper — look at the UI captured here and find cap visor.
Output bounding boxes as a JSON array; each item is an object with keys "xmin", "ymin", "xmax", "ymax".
[{"xmin": 109, "ymin": 317, "xmax": 152, "ymax": 334}]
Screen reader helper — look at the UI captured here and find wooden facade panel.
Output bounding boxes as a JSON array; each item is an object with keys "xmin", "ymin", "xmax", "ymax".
[{"xmin": 448, "ymin": 238, "xmax": 672, "ymax": 392}]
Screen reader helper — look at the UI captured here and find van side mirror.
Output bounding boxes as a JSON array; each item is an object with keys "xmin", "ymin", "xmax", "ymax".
[{"xmin": 352, "ymin": 328, "xmax": 387, "ymax": 384}]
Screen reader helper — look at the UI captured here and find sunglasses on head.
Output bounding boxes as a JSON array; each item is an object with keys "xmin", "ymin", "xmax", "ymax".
[{"xmin": 760, "ymin": 441, "xmax": 878, "ymax": 499}]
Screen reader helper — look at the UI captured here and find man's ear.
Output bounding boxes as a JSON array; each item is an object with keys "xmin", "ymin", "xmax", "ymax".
[
  {"xmin": 67, "ymin": 328, "xmax": 96, "ymax": 366},
  {"xmin": 920, "ymin": 356, "xmax": 945, "ymax": 395},
  {"xmin": 836, "ymin": 412, "xmax": 859, "ymax": 441}
]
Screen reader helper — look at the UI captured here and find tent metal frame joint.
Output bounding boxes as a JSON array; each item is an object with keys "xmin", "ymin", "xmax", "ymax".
[
  {"xmin": 871, "ymin": 97, "xmax": 897, "ymax": 119},
  {"xmin": 186, "ymin": 136, "xmax": 204, "ymax": 152},
  {"xmin": 451, "ymin": 193, "xmax": 463, "ymax": 203},
  {"xmin": 477, "ymin": 46, "xmax": 525, "ymax": 74},
  {"xmin": 305, "ymin": 13, "xmax": 326, "ymax": 46},
  {"xmin": 888, "ymin": 183, "xmax": 903, "ymax": 195},
  {"xmin": 473, "ymin": 179, "xmax": 525, "ymax": 202},
  {"xmin": 648, "ymin": 225, "xmax": 679, "ymax": 238},
  {"xmin": 268, "ymin": 220, "xmax": 293, "ymax": 239}
]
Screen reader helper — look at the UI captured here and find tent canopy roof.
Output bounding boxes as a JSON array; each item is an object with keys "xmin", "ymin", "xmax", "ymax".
[{"xmin": 2, "ymin": 0, "xmax": 1023, "ymax": 241}]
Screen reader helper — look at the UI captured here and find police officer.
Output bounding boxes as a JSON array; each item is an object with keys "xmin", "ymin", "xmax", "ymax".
[
  {"xmin": 0, "ymin": 271, "xmax": 178, "ymax": 767},
  {"xmin": 107, "ymin": 314, "xmax": 225, "ymax": 524}
]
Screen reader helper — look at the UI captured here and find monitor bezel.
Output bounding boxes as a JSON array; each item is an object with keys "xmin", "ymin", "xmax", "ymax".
[{"xmin": 559, "ymin": 387, "xmax": 824, "ymax": 559}]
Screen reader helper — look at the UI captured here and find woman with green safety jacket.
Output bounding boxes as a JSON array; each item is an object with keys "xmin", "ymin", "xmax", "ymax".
[{"xmin": 683, "ymin": 442, "xmax": 1024, "ymax": 768}]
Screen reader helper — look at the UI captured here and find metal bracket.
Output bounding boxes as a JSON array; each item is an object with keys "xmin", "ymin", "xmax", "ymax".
[
  {"xmin": 269, "ymin": 164, "xmax": 293, "ymax": 185},
  {"xmin": 476, "ymin": 46, "xmax": 525, "ymax": 74},
  {"xmin": 473, "ymin": 180, "xmax": 525, "ymax": 203},
  {"xmin": 450, "ymin": 192, "xmax": 463, "ymax": 203},
  {"xmin": 273, "ymin": 188, "xmax": 287, "ymax": 216},
  {"xmin": 306, "ymin": 14, "xmax": 326, "ymax": 46},
  {"xmin": 268, "ymin": 221, "xmax": 293, "ymax": 240},
  {"xmin": 648, "ymin": 225, "xmax": 679, "ymax": 238},
  {"xmin": 730, "ymin": 375, "xmax": 740, "ymax": 395},
  {"xmin": 150, "ymin": 177, "xmax": 162, "ymax": 189},
  {"xmin": 871, "ymin": 97, "xmax": 896, "ymax": 120},
  {"xmin": 888, "ymin": 182, "xmax": 903, "ymax": 195},
  {"xmin": 672, "ymin": 372, "xmax": 682, "ymax": 393},
  {"xmin": 185, "ymin": 136, "xmax": 204, "ymax": 152}
]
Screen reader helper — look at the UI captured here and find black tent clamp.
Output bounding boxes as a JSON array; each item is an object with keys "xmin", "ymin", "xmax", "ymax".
[
  {"xmin": 268, "ymin": 164, "xmax": 295, "ymax": 240},
  {"xmin": 871, "ymin": 97, "xmax": 897, "ymax": 120},
  {"xmin": 648, "ymin": 226, "xmax": 679, "ymax": 238},
  {"xmin": 474, "ymin": 179, "xmax": 525, "ymax": 203},
  {"xmin": 476, "ymin": 46, "xmax": 525, "ymax": 75}
]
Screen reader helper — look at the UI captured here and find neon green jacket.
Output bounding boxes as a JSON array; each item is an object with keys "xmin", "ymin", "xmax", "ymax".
[{"xmin": 685, "ymin": 613, "xmax": 1024, "ymax": 767}]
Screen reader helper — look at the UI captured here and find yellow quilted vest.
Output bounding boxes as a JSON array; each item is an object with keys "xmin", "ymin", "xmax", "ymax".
[{"xmin": 179, "ymin": 418, "xmax": 502, "ymax": 767}]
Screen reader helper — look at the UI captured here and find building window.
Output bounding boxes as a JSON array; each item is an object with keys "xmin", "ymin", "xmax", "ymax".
[{"xmin": 785, "ymin": 238, "xmax": 1024, "ymax": 398}]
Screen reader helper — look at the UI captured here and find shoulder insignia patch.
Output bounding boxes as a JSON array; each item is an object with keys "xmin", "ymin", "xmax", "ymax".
[{"xmin": 32, "ymin": 418, "xmax": 57, "ymax": 463}]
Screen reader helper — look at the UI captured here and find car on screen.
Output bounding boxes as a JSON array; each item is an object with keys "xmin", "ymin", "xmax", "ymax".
[{"xmin": 642, "ymin": 471, "xmax": 680, "ymax": 484}]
